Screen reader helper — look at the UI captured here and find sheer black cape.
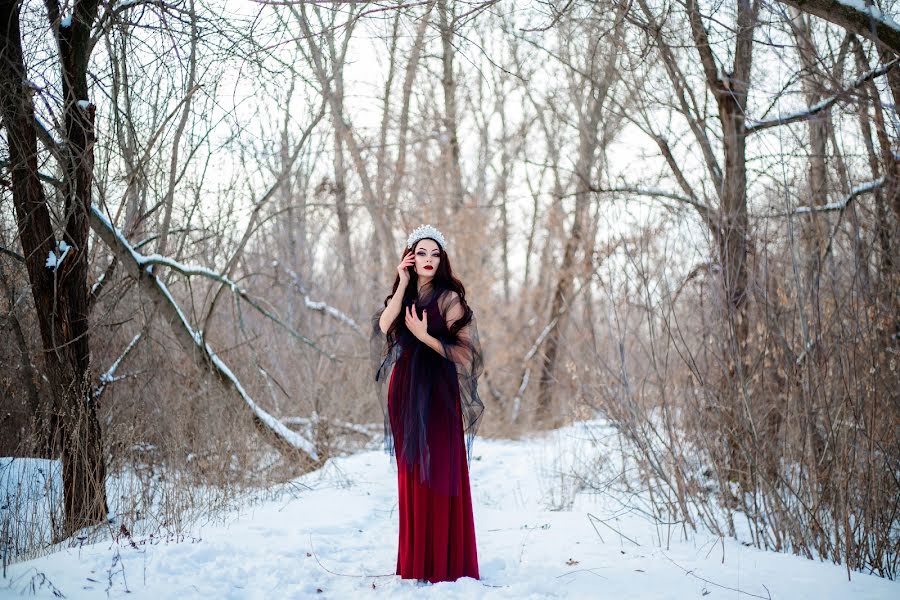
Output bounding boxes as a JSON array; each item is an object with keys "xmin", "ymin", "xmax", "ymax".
[{"xmin": 370, "ymin": 284, "xmax": 485, "ymax": 494}]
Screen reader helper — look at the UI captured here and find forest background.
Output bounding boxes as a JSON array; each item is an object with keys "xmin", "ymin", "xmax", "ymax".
[{"xmin": 1, "ymin": 0, "xmax": 898, "ymax": 581}]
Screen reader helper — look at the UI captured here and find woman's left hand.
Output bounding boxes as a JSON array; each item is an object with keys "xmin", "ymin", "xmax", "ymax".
[{"xmin": 405, "ymin": 304, "xmax": 429, "ymax": 341}]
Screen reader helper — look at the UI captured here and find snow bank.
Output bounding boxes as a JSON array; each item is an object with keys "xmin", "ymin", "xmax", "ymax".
[{"xmin": 0, "ymin": 457, "xmax": 63, "ymax": 562}]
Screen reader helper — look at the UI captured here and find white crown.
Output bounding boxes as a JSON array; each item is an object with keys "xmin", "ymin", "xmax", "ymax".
[{"xmin": 406, "ymin": 224, "xmax": 447, "ymax": 250}]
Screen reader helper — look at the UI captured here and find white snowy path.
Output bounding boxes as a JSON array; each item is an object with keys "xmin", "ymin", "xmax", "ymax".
[{"xmin": 3, "ymin": 421, "xmax": 898, "ymax": 599}]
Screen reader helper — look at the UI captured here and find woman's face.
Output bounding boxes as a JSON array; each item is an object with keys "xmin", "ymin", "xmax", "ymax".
[{"xmin": 413, "ymin": 239, "xmax": 440, "ymax": 279}]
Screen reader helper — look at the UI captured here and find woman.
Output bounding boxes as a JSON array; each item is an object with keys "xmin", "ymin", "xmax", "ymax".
[{"xmin": 370, "ymin": 224, "xmax": 484, "ymax": 584}]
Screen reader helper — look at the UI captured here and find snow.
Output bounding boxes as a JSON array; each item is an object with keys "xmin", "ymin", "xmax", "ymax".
[
  {"xmin": 0, "ymin": 458, "xmax": 62, "ymax": 560},
  {"xmin": 135, "ymin": 252, "xmax": 226, "ymax": 280},
  {"xmin": 281, "ymin": 266, "xmax": 362, "ymax": 334},
  {"xmin": 89, "ymin": 270, "xmax": 106, "ymax": 296},
  {"xmin": 44, "ymin": 240, "xmax": 70, "ymax": 271},
  {"xmin": 303, "ymin": 297, "xmax": 362, "ymax": 333},
  {"xmin": 112, "ymin": 0, "xmax": 143, "ymax": 10},
  {"xmin": 91, "ymin": 208, "xmax": 144, "ymax": 265},
  {"xmin": 3, "ymin": 420, "xmax": 897, "ymax": 598},
  {"xmin": 94, "ymin": 333, "xmax": 143, "ymax": 399}
]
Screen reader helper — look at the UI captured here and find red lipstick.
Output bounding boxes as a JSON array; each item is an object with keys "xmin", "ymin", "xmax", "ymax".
[{"xmin": 424, "ymin": 265, "xmax": 434, "ymax": 270}]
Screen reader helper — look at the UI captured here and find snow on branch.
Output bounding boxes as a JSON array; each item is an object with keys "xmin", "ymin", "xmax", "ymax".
[
  {"xmin": 89, "ymin": 206, "xmax": 319, "ymax": 463},
  {"xmin": 777, "ymin": 0, "xmax": 900, "ymax": 55},
  {"xmin": 303, "ymin": 297, "xmax": 363, "ymax": 334},
  {"xmin": 792, "ymin": 176, "xmax": 884, "ymax": 215},
  {"xmin": 118, "ymin": 247, "xmax": 332, "ymax": 357},
  {"xmin": 747, "ymin": 58, "xmax": 899, "ymax": 133},
  {"xmin": 278, "ymin": 263, "xmax": 363, "ymax": 336},
  {"xmin": 94, "ymin": 332, "xmax": 143, "ymax": 400}
]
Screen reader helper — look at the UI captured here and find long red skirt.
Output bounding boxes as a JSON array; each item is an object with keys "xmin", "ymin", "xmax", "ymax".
[{"xmin": 388, "ymin": 356, "xmax": 480, "ymax": 583}]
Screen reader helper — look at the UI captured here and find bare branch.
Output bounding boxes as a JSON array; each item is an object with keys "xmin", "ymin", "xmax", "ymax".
[
  {"xmin": 747, "ymin": 57, "xmax": 899, "ymax": 133},
  {"xmin": 635, "ymin": 0, "xmax": 724, "ymax": 192},
  {"xmin": 130, "ymin": 252, "xmax": 333, "ymax": 357},
  {"xmin": 198, "ymin": 99, "xmax": 327, "ymax": 344},
  {"xmin": 589, "ymin": 184, "xmax": 719, "ymax": 233},
  {"xmin": 0, "ymin": 158, "xmax": 63, "ymax": 187},
  {"xmin": 0, "ymin": 245, "xmax": 26, "ymax": 263},
  {"xmin": 791, "ymin": 176, "xmax": 885, "ymax": 214}
]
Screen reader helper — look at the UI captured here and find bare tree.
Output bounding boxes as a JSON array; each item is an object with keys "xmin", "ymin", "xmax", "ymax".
[
  {"xmin": 0, "ymin": 0, "xmax": 109, "ymax": 536},
  {"xmin": 534, "ymin": 1, "xmax": 628, "ymax": 425}
]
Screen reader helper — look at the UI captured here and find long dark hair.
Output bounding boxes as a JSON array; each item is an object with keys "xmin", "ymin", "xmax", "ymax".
[{"xmin": 382, "ymin": 237, "xmax": 473, "ymax": 343}]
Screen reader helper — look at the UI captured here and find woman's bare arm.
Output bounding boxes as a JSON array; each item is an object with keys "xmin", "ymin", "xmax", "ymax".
[{"xmin": 379, "ymin": 280, "xmax": 407, "ymax": 334}]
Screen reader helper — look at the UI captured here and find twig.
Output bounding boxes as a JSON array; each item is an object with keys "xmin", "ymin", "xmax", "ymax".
[
  {"xmin": 587, "ymin": 512, "xmax": 641, "ymax": 547},
  {"xmin": 660, "ymin": 551, "xmax": 773, "ymax": 600},
  {"xmin": 555, "ymin": 567, "xmax": 608, "ymax": 579},
  {"xmin": 307, "ymin": 534, "xmax": 394, "ymax": 578}
]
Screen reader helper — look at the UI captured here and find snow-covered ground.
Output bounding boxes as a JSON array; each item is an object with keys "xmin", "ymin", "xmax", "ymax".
[{"xmin": 3, "ymin": 421, "xmax": 898, "ymax": 599}]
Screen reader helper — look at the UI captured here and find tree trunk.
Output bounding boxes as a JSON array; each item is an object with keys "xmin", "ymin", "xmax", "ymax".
[
  {"xmin": 686, "ymin": 0, "xmax": 757, "ymax": 359},
  {"xmin": 792, "ymin": 11, "xmax": 830, "ymax": 275},
  {"xmin": 0, "ymin": 260, "xmax": 42, "ymax": 438},
  {"xmin": 1, "ymin": 0, "xmax": 109, "ymax": 537},
  {"xmin": 332, "ymin": 105, "xmax": 353, "ymax": 280},
  {"xmin": 535, "ymin": 3, "xmax": 626, "ymax": 425},
  {"xmin": 438, "ymin": 0, "xmax": 465, "ymax": 214},
  {"xmin": 535, "ymin": 196, "xmax": 585, "ymax": 425},
  {"xmin": 325, "ymin": 13, "xmax": 353, "ymax": 281}
]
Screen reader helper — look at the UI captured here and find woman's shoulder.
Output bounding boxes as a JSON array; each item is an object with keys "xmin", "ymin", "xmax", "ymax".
[{"xmin": 436, "ymin": 288, "xmax": 460, "ymax": 305}]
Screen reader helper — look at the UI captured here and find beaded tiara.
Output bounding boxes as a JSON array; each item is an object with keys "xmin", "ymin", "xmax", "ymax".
[{"xmin": 406, "ymin": 224, "xmax": 447, "ymax": 250}]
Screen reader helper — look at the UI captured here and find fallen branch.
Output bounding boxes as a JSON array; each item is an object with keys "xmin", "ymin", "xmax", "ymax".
[
  {"xmin": 587, "ymin": 512, "xmax": 641, "ymax": 547},
  {"xmin": 89, "ymin": 206, "xmax": 318, "ymax": 462},
  {"xmin": 282, "ymin": 414, "xmax": 380, "ymax": 439}
]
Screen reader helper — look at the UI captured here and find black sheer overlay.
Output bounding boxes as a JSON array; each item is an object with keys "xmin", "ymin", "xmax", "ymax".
[{"xmin": 370, "ymin": 285, "xmax": 485, "ymax": 495}]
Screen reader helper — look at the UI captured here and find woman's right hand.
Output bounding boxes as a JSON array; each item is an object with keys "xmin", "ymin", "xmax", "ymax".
[{"xmin": 397, "ymin": 251, "xmax": 414, "ymax": 285}]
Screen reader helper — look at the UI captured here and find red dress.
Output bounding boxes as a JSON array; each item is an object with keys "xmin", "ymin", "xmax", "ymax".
[{"xmin": 387, "ymin": 297, "xmax": 480, "ymax": 583}]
